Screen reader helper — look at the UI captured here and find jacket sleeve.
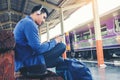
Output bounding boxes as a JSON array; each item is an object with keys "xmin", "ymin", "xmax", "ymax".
[{"xmin": 24, "ymin": 21, "xmax": 57, "ymax": 54}]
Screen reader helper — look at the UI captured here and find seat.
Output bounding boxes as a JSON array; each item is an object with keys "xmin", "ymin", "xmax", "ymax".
[
  {"xmin": 17, "ymin": 64, "xmax": 47, "ymax": 79},
  {"xmin": 0, "ymin": 30, "xmax": 15, "ymax": 80},
  {"xmin": 15, "ymin": 66, "xmax": 64, "ymax": 80}
]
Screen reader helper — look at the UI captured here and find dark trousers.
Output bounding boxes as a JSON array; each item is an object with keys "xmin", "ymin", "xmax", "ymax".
[
  {"xmin": 43, "ymin": 43, "xmax": 66, "ymax": 68},
  {"xmin": 15, "ymin": 43, "xmax": 66, "ymax": 79},
  {"xmin": 23, "ymin": 43, "xmax": 66, "ymax": 69}
]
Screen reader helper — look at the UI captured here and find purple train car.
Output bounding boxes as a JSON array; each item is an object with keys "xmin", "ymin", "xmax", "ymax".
[{"xmin": 66, "ymin": 9, "xmax": 120, "ymax": 60}]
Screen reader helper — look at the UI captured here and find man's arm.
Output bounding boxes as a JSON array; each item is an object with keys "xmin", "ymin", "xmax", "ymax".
[{"xmin": 24, "ymin": 21, "xmax": 57, "ymax": 54}]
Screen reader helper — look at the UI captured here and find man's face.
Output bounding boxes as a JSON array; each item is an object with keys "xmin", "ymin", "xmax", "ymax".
[{"xmin": 36, "ymin": 13, "xmax": 47, "ymax": 25}]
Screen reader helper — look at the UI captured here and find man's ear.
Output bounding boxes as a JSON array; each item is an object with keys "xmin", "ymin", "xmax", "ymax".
[{"xmin": 35, "ymin": 11, "xmax": 41, "ymax": 16}]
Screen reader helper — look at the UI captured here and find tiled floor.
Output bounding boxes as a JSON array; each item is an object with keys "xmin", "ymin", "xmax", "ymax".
[
  {"xmin": 48, "ymin": 60, "xmax": 120, "ymax": 80},
  {"xmin": 85, "ymin": 62, "xmax": 120, "ymax": 80}
]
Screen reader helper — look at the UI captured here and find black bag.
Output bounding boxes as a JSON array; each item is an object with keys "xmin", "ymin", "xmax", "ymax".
[
  {"xmin": 56, "ymin": 58, "xmax": 93, "ymax": 80},
  {"xmin": 16, "ymin": 70, "xmax": 64, "ymax": 80},
  {"xmin": 41, "ymin": 70, "xmax": 64, "ymax": 80},
  {"xmin": 0, "ymin": 30, "xmax": 15, "ymax": 53}
]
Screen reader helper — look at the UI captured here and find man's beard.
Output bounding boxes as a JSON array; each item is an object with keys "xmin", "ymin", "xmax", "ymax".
[{"xmin": 35, "ymin": 21, "xmax": 44, "ymax": 26}]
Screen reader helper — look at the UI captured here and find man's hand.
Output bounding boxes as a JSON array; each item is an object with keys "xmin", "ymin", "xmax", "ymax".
[{"xmin": 55, "ymin": 35, "xmax": 63, "ymax": 43}]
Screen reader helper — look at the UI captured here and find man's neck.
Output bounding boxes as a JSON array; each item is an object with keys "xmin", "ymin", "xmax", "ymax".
[{"xmin": 30, "ymin": 14, "xmax": 36, "ymax": 21}]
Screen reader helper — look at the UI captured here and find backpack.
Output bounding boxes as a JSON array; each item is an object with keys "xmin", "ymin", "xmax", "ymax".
[{"xmin": 56, "ymin": 58, "xmax": 92, "ymax": 80}]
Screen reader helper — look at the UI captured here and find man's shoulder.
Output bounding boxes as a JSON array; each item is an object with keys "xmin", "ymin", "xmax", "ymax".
[{"xmin": 22, "ymin": 17, "xmax": 33, "ymax": 23}]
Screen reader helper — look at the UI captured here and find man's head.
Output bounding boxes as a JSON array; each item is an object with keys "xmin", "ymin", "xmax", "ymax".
[{"xmin": 30, "ymin": 5, "xmax": 49, "ymax": 25}]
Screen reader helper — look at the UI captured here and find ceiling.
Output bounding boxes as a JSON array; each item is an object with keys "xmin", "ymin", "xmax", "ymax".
[{"xmin": 0, "ymin": 0, "xmax": 91, "ymax": 34}]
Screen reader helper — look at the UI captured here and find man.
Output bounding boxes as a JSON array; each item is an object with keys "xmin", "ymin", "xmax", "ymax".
[{"xmin": 13, "ymin": 5, "xmax": 66, "ymax": 72}]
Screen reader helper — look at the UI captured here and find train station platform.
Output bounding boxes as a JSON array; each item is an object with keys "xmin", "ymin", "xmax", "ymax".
[
  {"xmin": 48, "ymin": 59, "xmax": 120, "ymax": 80},
  {"xmin": 83, "ymin": 61, "xmax": 120, "ymax": 80}
]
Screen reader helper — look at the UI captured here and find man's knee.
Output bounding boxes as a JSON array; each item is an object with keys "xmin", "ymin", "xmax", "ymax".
[{"xmin": 57, "ymin": 43, "xmax": 66, "ymax": 51}]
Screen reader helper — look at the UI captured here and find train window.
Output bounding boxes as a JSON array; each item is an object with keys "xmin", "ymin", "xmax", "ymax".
[
  {"xmin": 118, "ymin": 18, "xmax": 120, "ymax": 22},
  {"xmin": 76, "ymin": 34, "xmax": 80, "ymax": 41},
  {"xmin": 115, "ymin": 18, "xmax": 120, "ymax": 32},
  {"xmin": 76, "ymin": 33, "xmax": 83, "ymax": 41},
  {"xmin": 79, "ymin": 35, "xmax": 83, "ymax": 40},
  {"xmin": 92, "ymin": 34, "xmax": 95, "ymax": 38},
  {"xmin": 101, "ymin": 24, "xmax": 107, "ymax": 36},
  {"xmin": 83, "ymin": 30, "xmax": 90, "ymax": 40}
]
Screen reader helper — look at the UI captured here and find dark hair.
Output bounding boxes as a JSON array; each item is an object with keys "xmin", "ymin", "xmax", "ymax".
[{"xmin": 31, "ymin": 5, "xmax": 49, "ymax": 17}]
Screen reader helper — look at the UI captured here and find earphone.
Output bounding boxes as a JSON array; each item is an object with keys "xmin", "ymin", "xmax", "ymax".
[{"xmin": 36, "ymin": 5, "xmax": 43, "ymax": 15}]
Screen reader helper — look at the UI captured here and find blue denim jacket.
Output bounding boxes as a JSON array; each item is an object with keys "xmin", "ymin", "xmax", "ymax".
[{"xmin": 13, "ymin": 16, "xmax": 56, "ymax": 71}]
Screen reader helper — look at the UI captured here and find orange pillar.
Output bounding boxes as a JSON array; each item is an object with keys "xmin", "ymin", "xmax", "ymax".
[
  {"xmin": 96, "ymin": 40, "xmax": 104, "ymax": 65},
  {"xmin": 62, "ymin": 51, "xmax": 67, "ymax": 59},
  {"xmin": 92, "ymin": 0, "xmax": 105, "ymax": 67}
]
